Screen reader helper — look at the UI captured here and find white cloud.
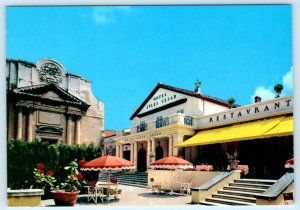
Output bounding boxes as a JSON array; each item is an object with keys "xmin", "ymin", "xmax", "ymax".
[
  {"xmin": 251, "ymin": 86, "xmax": 275, "ymax": 102},
  {"xmin": 282, "ymin": 67, "xmax": 293, "ymax": 91},
  {"xmin": 92, "ymin": 6, "xmax": 132, "ymax": 25},
  {"xmin": 251, "ymin": 67, "xmax": 293, "ymax": 102}
]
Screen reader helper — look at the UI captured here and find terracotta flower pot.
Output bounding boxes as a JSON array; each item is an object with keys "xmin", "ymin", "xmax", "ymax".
[{"xmin": 51, "ymin": 190, "xmax": 80, "ymax": 206}]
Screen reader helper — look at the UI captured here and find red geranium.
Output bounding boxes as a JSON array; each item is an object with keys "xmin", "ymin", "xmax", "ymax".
[
  {"xmin": 46, "ymin": 170, "xmax": 54, "ymax": 176},
  {"xmin": 76, "ymin": 172, "xmax": 83, "ymax": 181},
  {"xmin": 38, "ymin": 169, "xmax": 44, "ymax": 174},
  {"xmin": 79, "ymin": 159, "xmax": 86, "ymax": 167},
  {"xmin": 37, "ymin": 163, "xmax": 44, "ymax": 169}
]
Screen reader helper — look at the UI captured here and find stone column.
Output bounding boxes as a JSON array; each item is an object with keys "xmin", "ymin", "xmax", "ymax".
[
  {"xmin": 66, "ymin": 114, "xmax": 72, "ymax": 145},
  {"xmin": 115, "ymin": 143, "xmax": 119, "ymax": 157},
  {"xmin": 172, "ymin": 133, "xmax": 184, "ymax": 157},
  {"xmin": 147, "ymin": 139, "xmax": 151, "ymax": 168},
  {"xmin": 168, "ymin": 135, "xmax": 173, "ymax": 157},
  {"xmin": 17, "ymin": 107, "xmax": 23, "ymax": 140},
  {"xmin": 151, "ymin": 138, "xmax": 155, "ymax": 155},
  {"xmin": 130, "ymin": 142, "xmax": 134, "ymax": 162},
  {"xmin": 120, "ymin": 143, "xmax": 123, "ymax": 158},
  {"xmin": 27, "ymin": 108, "xmax": 34, "ymax": 142},
  {"xmin": 133, "ymin": 141, "xmax": 138, "ymax": 169},
  {"xmin": 74, "ymin": 115, "xmax": 81, "ymax": 145}
]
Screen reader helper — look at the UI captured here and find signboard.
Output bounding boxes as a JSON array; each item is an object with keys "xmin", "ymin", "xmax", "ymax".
[
  {"xmin": 139, "ymin": 88, "xmax": 185, "ymax": 114},
  {"xmin": 199, "ymin": 96, "xmax": 293, "ymax": 126}
]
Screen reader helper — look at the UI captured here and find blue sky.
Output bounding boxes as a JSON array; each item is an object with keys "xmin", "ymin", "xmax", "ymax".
[{"xmin": 6, "ymin": 5, "xmax": 293, "ymax": 130}]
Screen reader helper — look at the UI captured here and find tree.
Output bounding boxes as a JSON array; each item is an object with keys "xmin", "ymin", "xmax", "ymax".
[{"xmin": 274, "ymin": 84, "xmax": 284, "ymax": 98}]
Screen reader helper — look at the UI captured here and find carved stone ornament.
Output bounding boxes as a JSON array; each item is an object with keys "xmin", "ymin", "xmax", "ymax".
[{"xmin": 38, "ymin": 62, "xmax": 63, "ymax": 84}]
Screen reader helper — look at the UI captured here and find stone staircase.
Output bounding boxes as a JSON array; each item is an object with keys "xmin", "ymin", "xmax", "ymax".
[
  {"xmin": 200, "ymin": 179, "xmax": 277, "ymax": 206},
  {"xmin": 98, "ymin": 171, "xmax": 148, "ymax": 188}
]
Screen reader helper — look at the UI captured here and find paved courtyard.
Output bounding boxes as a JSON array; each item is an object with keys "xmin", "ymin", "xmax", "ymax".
[{"xmin": 41, "ymin": 185, "xmax": 193, "ymax": 206}]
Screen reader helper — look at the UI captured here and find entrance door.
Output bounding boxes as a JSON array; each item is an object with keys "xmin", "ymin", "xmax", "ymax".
[
  {"xmin": 137, "ymin": 147, "xmax": 147, "ymax": 172},
  {"xmin": 155, "ymin": 145, "xmax": 163, "ymax": 160},
  {"xmin": 123, "ymin": 150, "xmax": 130, "ymax": 161}
]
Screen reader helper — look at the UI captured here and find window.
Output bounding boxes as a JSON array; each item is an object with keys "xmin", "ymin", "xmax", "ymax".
[
  {"xmin": 156, "ymin": 116, "xmax": 169, "ymax": 128},
  {"xmin": 177, "ymin": 109, "xmax": 184, "ymax": 114},
  {"xmin": 137, "ymin": 121, "xmax": 147, "ymax": 133}
]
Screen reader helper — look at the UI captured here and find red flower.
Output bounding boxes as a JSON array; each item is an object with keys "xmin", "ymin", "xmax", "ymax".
[
  {"xmin": 46, "ymin": 170, "xmax": 54, "ymax": 176},
  {"xmin": 38, "ymin": 169, "xmax": 44, "ymax": 174},
  {"xmin": 37, "ymin": 163, "xmax": 44, "ymax": 169},
  {"xmin": 79, "ymin": 160, "xmax": 86, "ymax": 167},
  {"xmin": 76, "ymin": 172, "xmax": 83, "ymax": 181}
]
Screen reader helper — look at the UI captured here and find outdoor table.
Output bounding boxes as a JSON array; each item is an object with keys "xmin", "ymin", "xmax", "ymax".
[
  {"xmin": 96, "ymin": 181, "xmax": 118, "ymax": 200},
  {"xmin": 227, "ymin": 165, "xmax": 249, "ymax": 175},
  {"xmin": 196, "ymin": 165, "xmax": 213, "ymax": 171}
]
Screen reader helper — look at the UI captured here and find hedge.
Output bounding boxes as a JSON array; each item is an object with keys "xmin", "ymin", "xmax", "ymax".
[{"xmin": 7, "ymin": 140, "xmax": 102, "ymax": 190}]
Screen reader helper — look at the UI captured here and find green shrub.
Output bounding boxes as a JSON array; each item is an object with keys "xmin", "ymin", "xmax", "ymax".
[{"xmin": 7, "ymin": 140, "xmax": 101, "ymax": 190}]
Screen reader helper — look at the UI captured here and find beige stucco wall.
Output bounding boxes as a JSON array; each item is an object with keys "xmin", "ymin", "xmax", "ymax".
[{"xmin": 148, "ymin": 169, "xmax": 222, "ymax": 191}]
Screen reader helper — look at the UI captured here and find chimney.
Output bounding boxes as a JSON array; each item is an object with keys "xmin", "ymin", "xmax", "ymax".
[
  {"xmin": 195, "ymin": 80, "xmax": 201, "ymax": 93},
  {"xmin": 254, "ymin": 96, "xmax": 262, "ymax": 103}
]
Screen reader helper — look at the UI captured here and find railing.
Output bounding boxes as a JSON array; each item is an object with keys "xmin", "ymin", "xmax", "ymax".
[
  {"xmin": 156, "ymin": 117, "xmax": 169, "ymax": 128},
  {"xmin": 129, "ymin": 114, "xmax": 194, "ymax": 134},
  {"xmin": 184, "ymin": 116, "xmax": 193, "ymax": 126},
  {"xmin": 255, "ymin": 172, "xmax": 294, "ymax": 200},
  {"xmin": 137, "ymin": 123, "xmax": 147, "ymax": 133}
]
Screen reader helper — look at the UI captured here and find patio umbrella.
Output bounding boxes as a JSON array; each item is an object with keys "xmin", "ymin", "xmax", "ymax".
[
  {"xmin": 81, "ymin": 155, "xmax": 135, "ymax": 199},
  {"xmin": 150, "ymin": 156, "xmax": 193, "ymax": 194}
]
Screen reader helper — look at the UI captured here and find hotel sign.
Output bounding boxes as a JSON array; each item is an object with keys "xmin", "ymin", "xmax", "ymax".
[
  {"xmin": 124, "ymin": 131, "xmax": 164, "ymax": 142},
  {"xmin": 140, "ymin": 88, "xmax": 184, "ymax": 114},
  {"xmin": 202, "ymin": 97, "xmax": 293, "ymax": 126}
]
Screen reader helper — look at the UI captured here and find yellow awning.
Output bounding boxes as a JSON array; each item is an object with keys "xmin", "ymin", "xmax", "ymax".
[
  {"xmin": 174, "ymin": 116, "xmax": 293, "ymax": 148},
  {"xmin": 261, "ymin": 116, "xmax": 293, "ymax": 138}
]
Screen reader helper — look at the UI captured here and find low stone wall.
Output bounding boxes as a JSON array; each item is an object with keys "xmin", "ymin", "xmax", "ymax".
[
  {"xmin": 148, "ymin": 169, "xmax": 222, "ymax": 191},
  {"xmin": 7, "ymin": 189, "xmax": 44, "ymax": 207},
  {"xmin": 191, "ymin": 170, "xmax": 240, "ymax": 203}
]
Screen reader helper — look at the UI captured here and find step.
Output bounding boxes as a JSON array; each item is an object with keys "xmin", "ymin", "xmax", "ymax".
[
  {"xmin": 206, "ymin": 197, "xmax": 255, "ymax": 206},
  {"xmin": 212, "ymin": 193, "xmax": 256, "ymax": 203},
  {"xmin": 235, "ymin": 179, "xmax": 276, "ymax": 185},
  {"xmin": 229, "ymin": 182, "xmax": 271, "ymax": 189},
  {"xmin": 218, "ymin": 189, "xmax": 263, "ymax": 198},
  {"xmin": 199, "ymin": 201, "xmax": 227, "ymax": 206},
  {"xmin": 223, "ymin": 186, "xmax": 266, "ymax": 193}
]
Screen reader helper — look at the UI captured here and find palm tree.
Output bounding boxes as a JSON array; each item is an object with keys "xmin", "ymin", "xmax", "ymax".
[{"xmin": 274, "ymin": 84, "xmax": 284, "ymax": 98}]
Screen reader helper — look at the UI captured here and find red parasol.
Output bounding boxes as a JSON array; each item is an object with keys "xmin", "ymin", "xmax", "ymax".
[
  {"xmin": 81, "ymin": 155, "xmax": 135, "ymax": 171},
  {"xmin": 81, "ymin": 155, "xmax": 135, "ymax": 200},
  {"xmin": 150, "ymin": 156, "xmax": 193, "ymax": 195},
  {"xmin": 150, "ymin": 156, "xmax": 193, "ymax": 170}
]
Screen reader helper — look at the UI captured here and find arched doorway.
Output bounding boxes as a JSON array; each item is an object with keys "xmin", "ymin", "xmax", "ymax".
[
  {"xmin": 138, "ymin": 146, "xmax": 147, "ymax": 172},
  {"xmin": 155, "ymin": 141, "xmax": 163, "ymax": 160}
]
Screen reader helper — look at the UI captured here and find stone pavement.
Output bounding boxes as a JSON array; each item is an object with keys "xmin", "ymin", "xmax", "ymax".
[{"xmin": 41, "ymin": 184, "xmax": 193, "ymax": 206}]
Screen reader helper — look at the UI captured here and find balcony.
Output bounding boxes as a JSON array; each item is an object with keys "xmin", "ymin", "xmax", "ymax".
[{"xmin": 129, "ymin": 113, "xmax": 195, "ymax": 135}]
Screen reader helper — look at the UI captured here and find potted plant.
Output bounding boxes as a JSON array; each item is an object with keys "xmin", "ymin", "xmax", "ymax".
[
  {"xmin": 33, "ymin": 160, "xmax": 84, "ymax": 206},
  {"xmin": 227, "ymin": 97, "xmax": 235, "ymax": 109},
  {"xmin": 226, "ymin": 151, "xmax": 239, "ymax": 170},
  {"xmin": 274, "ymin": 84, "xmax": 284, "ymax": 98}
]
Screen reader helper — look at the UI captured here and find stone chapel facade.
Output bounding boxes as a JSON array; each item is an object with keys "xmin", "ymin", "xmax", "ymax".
[{"xmin": 6, "ymin": 58, "xmax": 104, "ymax": 145}]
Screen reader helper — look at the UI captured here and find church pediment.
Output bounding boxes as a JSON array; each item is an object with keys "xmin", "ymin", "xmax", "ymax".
[{"xmin": 12, "ymin": 83, "xmax": 90, "ymax": 110}]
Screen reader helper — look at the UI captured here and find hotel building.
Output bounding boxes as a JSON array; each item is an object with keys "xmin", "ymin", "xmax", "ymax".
[{"xmin": 114, "ymin": 82, "xmax": 293, "ymax": 179}]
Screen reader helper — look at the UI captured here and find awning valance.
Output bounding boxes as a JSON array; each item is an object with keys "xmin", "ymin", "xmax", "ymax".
[{"xmin": 174, "ymin": 116, "xmax": 293, "ymax": 148}]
